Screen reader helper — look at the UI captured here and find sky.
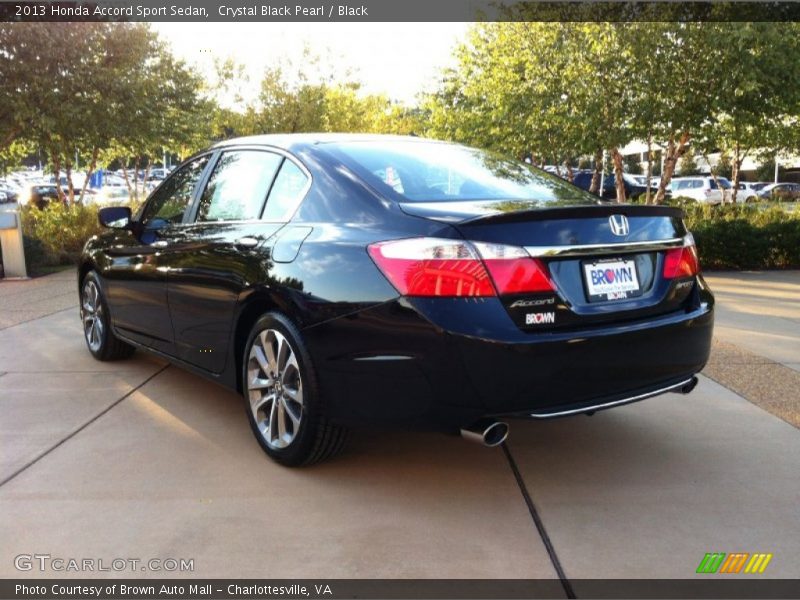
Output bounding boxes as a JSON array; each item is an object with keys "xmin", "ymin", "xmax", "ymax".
[{"xmin": 152, "ymin": 23, "xmax": 471, "ymax": 105}]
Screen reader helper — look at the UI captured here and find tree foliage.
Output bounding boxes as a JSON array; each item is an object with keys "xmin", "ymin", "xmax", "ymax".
[
  {"xmin": 0, "ymin": 23, "xmax": 208, "ymax": 203},
  {"xmin": 425, "ymin": 21, "xmax": 800, "ymax": 204}
]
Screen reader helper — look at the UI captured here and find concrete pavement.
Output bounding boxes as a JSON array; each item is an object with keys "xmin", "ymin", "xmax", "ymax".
[
  {"xmin": 0, "ymin": 270, "xmax": 798, "ymax": 585},
  {"xmin": 703, "ymin": 271, "xmax": 800, "ymax": 372},
  {"xmin": 0, "ymin": 268, "xmax": 76, "ymax": 330}
]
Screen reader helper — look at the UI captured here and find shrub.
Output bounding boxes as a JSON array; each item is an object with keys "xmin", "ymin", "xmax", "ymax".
[
  {"xmin": 14, "ymin": 198, "xmax": 800, "ymax": 275},
  {"xmin": 20, "ymin": 203, "xmax": 103, "ymax": 270},
  {"xmin": 628, "ymin": 194, "xmax": 696, "ymax": 208},
  {"xmin": 684, "ymin": 203, "xmax": 800, "ymax": 270}
]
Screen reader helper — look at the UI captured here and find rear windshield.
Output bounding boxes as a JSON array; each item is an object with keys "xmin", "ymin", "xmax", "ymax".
[{"xmin": 325, "ymin": 140, "xmax": 593, "ymax": 203}]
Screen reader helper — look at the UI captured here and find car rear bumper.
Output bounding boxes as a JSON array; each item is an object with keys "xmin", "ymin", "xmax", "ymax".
[{"xmin": 302, "ymin": 288, "xmax": 714, "ymax": 431}]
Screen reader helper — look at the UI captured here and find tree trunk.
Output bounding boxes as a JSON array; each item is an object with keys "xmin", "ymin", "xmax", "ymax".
[
  {"xmin": 79, "ymin": 147, "xmax": 100, "ymax": 206},
  {"xmin": 64, "ymin": 159, "xmax": 75, "ymax": 206},
  {"xmin": 122, "ymin": 161, "xmax": 134, "ymax": 199},
  {"xmin": 654, "ymin": 132, "xmax": 690, "ymax": 204},
  {"xmin": 566, "ymin": 162, "xmax": 574, "ymax": 183},
  {"xmin": 610, "ymin": 147, "xmax": 626, "ymax": 204},
  {"xmin": 133, "ymin": 157, "xmax": 141, "ymax": 202},
  {"xmin": 731, "ymin": 143, "xmax": 744, "ymax": 204},
  {"xmin": 645, "ymin": 133, "xmax": 653, "ymax": 205},
  {"xmin": 51, "ymin": 150, "xmax": 65, "ymax": 206},
  {"xmin": 589, "ymin": 149, "xmax": 603, "ymax": 195}
]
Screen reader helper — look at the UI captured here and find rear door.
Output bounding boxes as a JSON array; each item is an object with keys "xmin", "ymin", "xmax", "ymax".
[{"xmin": 164, "ymin": 149, "xmax": 309, "ymax": 373}]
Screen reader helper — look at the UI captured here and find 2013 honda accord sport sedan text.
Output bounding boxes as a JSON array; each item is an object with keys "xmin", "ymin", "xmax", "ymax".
[{"xmin": 78, "ymin": 135, "xmax": 714, "ymax": 466}]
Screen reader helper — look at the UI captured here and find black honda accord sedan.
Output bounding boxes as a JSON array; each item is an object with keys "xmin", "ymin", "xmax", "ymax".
[{"xmin": 78, "ymin": 134, "xmax": 713, "ymax": 465}]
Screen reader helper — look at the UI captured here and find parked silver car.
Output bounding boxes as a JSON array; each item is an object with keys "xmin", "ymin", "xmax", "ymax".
[{"xmin": 757, "ymin": 182, "xmax": 800, "ymax": 201}]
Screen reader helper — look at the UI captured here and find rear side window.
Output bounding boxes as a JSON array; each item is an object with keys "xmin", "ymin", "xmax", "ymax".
[
  {"xmin": 262, "ymin": 160, "xmax": 309, "ymax": 221},
  {"xmin": 196, "ymin": 151, "xmax": 282, "ymax": 222}
]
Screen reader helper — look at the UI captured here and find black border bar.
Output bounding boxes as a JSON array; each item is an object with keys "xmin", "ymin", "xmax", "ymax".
[
  {"xmin": 2, "ymin": 579, "xmax": 800, "ymax": 599},
  {"xmin": 5, "ymin": 1, "xmax": 800, "ymax": 22}
]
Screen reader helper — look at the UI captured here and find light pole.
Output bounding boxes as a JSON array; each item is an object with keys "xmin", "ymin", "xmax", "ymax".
[
  {"xmin": 774, "ymin": 152, "xmax": 779, "ymax": 183},
  {"xmin": 599, "ymin": 149, "xmax": 606, "ymax": 199}
]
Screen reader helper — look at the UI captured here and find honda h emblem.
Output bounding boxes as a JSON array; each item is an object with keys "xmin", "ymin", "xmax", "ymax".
[{"xmin": 608, "ymin": 214, "xmax": 630, "ymax": 237}]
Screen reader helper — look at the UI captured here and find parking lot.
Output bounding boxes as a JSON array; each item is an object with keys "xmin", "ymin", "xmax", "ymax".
[{"xmin": 0, "ymin": 270, "xmax": 798, "ymax": 586}]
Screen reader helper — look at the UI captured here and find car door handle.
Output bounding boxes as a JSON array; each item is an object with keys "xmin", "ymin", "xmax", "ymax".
[
  {"xmin": 235, "ymin": 237, "xmax": 260, "ymax": 249},
  {"xmin": 151, "ymin": 240, "xmax": 169, "ymax": 248}
]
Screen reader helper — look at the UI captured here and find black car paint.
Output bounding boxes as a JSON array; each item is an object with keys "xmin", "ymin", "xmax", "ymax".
[{"xmin": 80, "ymin": 136, "xmax": 714, "ymax": 433}]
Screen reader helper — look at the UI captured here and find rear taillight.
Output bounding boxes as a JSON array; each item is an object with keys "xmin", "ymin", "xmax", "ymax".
[
  {"xmin": 663, "ymin": 236, "xmax": 700, "ymax": 279},
  {"xmin": 367, "ymin": 238, "xmax": 555, "ymax": 297},
  {"xmin": 473, "ymin": 243, "xmax": 555, "ymax": 294},
  {"xmin": 367, "ymin": 238, "xmax": 495, "ymax": 297}
]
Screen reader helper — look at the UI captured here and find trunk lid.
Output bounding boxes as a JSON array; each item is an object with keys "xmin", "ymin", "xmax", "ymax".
[{"xmin": 400, "ymin": 200, "xmax": 698, "ymax": 330}]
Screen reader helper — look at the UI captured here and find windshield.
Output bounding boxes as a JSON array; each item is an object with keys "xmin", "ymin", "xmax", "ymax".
[{"xmin": 326, "ymin": 140, "xmax": 594, "ymax": 204}]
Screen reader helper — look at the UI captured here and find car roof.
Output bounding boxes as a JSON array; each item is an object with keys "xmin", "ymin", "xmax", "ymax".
[{"xmin": 211, "ymin": 133, "xmax": 438, "ymax": 152}]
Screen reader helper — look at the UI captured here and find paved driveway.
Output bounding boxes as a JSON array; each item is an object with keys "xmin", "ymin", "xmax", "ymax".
[{"xmin": 0, "ymin": 270, "xmax": 798, "ymax": 587}]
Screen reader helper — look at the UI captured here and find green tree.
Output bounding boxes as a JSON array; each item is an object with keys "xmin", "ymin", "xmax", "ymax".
[
  {"xmin": 624, "ymin": 153, "xmax": 643, "ymax": 175},
  {"xmin": 629, "ymin": 23, "xmax": 722, "ymax": 203},
  {"xmin": 755, "ymin": 158, "xmax": 785, "ymax": 183},
  {"xmin": 693, "ymin": 23, "xmax": 800, "ymax": 202},
  {"xmin": 0, "ymin": 23, "xmax": 208, "ymax": 204},
  {"xmin": 678, "ymin": 150, "xmax": 701, "ymax": 175},
  {"xmin": 426, "ymin": 23, "xmax": 638, "ymax": 200}
]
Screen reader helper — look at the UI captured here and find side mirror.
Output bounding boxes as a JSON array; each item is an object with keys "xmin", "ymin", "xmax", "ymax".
[{"xmin": 98, "ymin": 206, "xmax": 132, "ymax": 229}]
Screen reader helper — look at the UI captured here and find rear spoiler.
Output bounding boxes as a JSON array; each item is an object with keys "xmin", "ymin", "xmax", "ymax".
[{"xmin": 459, "ymin": 203, "xmax": 684, "ymax": 226}]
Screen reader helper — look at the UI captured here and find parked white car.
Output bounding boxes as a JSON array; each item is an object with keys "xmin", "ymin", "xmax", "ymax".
[
  {"xmin": 84, "ymin": 186, "xmax": 131, "ymax": 206},
  {"xmin": 669, "ymin": 176, "xmax": 732, "ymax": 204},
  {"xmin": 736, "ymin": 181, "xmax": 769, "ymax": 203}
]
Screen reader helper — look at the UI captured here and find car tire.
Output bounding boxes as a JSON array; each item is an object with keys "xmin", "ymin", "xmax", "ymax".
[
  {"xmin": 242, "ymin": 312, "xmax": 347, "ymax": 466},
  {"xmin": 80, "ymin": 271, "xmax": 135, "ymax": 361}
]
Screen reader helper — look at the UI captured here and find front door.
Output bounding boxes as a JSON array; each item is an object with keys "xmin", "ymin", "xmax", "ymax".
[{"xmin": 103, "ymin": 155, "xmax": 211, "ymax": 354}]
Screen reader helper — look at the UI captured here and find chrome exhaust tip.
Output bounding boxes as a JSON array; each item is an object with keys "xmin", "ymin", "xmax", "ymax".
[
  {"xmin": 677, "ymin": 376, "xmax": 699, "ymax": 395},
  {"xmin": 460, "ymin": 419, "xmax": 509, "ymax": 447}
]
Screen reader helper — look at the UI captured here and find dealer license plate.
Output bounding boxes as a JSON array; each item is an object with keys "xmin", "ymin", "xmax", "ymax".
[{"xmin": 583, "ymin": 259, "xmax": 642, "ymax": 301}]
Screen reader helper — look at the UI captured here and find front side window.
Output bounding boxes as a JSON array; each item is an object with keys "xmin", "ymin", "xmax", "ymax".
[
  {"xmin": 141, "ymin": 155, "xmax": 210, "ymax": 227},
  {"xmin": 262, "ymin": 160, "xmax": 309, "ymax": 221},
  {"xmin": 196, "ymin": 151, "xmax": 282, "ymax": 222}
]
